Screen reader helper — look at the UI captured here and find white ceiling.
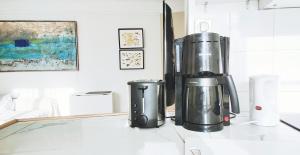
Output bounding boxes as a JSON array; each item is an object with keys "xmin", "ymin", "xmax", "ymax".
[
  {"xmin": 196, "ymin": 0, "xmax": 251, "ymax": 2},
  {"xmin": 195, "ymin": 0, "xmax": 255, "ymax": 4}
]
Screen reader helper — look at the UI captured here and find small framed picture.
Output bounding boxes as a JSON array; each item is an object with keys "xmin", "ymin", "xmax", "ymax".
[
  {"xmin": 119, "ymin": 50, "xmax": 144, "ymax": 70},
  {"xmin": 118, "ymin": 28, "xmax": 144, "ymax": 49}
]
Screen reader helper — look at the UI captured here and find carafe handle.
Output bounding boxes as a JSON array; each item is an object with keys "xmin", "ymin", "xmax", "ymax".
[{"xmin": 218, "ymin": 75, "xmax": 240, "ymax": 114}]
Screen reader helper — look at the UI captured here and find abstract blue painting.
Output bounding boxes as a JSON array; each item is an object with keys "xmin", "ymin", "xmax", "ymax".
[{"xmin": 0, "ymin": 21, "xmax": 78, "ymax": 71}]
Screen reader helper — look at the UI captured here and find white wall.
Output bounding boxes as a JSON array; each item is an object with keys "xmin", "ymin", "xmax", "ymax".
[
  {"xmin": 165, "ymin": 0, "xmax": 185, "ymax": 12},
  {"xmin": 0, "ymin": 0, "xmax": 163, "ymax": 115},
  {"xmin": 187, "ymin": 0, "xmax": 300, "ymax": 113}
]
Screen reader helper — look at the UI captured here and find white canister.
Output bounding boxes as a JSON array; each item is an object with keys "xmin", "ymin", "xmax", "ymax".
[{"xmin": 249, "ymin": 75, "xmax": 279, "ymax": 126}]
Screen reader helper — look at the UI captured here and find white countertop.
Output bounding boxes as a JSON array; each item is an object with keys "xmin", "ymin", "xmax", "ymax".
[
  {"xmin": 0, "ymin": 114, "xmax": 300, "ymax": 155},
  {"xmin": 0, "ymin": 115, "xmax": 184, "ymax": 155},
  {"xmin": 177, "ymin": 114, "xmax": 300, "ymax": 155},
  {"xmin": 176, "ymin": 114, "xmax": 300, "ymax": 141}
]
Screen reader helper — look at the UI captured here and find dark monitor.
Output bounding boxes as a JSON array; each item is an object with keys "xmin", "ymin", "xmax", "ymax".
[{"xmin": 163, "ymin": 1, "xmax": 175, "ymax": 106}]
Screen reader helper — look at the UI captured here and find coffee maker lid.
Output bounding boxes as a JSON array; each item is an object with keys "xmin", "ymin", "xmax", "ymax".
[{"xmin": 185, "ymin": 32, "xmax": 220, "ymax": 42}]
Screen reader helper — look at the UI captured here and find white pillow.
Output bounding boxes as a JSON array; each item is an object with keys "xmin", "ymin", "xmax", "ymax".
[{"xmin": 0, "ymin": 94, "xmax": 15, "ymax": 112}]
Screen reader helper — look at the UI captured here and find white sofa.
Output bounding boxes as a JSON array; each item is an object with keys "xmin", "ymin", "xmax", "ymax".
[{"xmin": 0, "ymin": 93, "xmax": 59, "ymax": 125}]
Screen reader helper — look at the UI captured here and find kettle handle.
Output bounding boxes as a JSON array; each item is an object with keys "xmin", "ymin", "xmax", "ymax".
[
  {"xmin": 138, "ymin": 86, "xmax": 148, "ymax": 90},
  {"xmin": 218, "ymin": 75, "xmax": 240, "ymax": 114}
]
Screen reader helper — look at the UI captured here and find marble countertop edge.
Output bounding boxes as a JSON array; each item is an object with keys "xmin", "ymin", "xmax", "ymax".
[{"xmin": 0, "ymin": 112, "xmax": 128, "ymax": 130}]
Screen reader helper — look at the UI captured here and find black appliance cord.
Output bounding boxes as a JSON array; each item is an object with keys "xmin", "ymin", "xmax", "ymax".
[{"xmin": 230, "ymin": 112, "xmax": 237, "ymax": 119}]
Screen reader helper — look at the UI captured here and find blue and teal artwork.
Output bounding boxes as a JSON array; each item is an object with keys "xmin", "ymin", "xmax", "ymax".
[{"xmin": 0, "ymin": 21, "xmax": 78, "ymax": 71}]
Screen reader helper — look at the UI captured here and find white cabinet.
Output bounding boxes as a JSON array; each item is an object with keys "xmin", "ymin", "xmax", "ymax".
[
  {"xmin": 259, "ymin": 0, "xmax": 300, "ymax": 9},
  {"xmin": 69, "ymin": 91, "xmax": 113, "ymax": 115},
  {"xmin": 185, "ymin": 137, "xmax": 300, "ymax": 155}
]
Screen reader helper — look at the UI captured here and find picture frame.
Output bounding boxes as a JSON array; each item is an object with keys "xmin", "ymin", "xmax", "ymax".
[
  {"xmin": 118, "ymin": 28, "xmax": 144, "ymax": 49},
  {"xmin": 119, "ymin": 50, "xmax": 144, "ymax": 70},
  {"xmin": 0, "ymin": 20, "xmax": 78, "ymax": 72}
]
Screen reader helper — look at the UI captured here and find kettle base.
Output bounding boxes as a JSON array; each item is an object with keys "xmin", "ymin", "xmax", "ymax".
[
  {"xmin": 183, "ymin": 122, "xmax": 223, "ymax": 132},
  {"xmin": 128, "ymin": 119, "xmax": 165, "ymax": 128}
]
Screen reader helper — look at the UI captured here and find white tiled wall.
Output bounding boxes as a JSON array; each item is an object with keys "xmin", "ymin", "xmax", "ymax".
[{"xmin": 187, "ymin": 0, "xmax": 300, "ymax": 113}]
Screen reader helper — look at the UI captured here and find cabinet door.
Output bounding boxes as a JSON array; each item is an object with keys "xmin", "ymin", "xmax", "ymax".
[
  {"xmin": 185, "ymin": 138, "xmax": 204, "ymax": 155},
  {"xmin": 185, "ymin": 138, "xmax": 248, "ymax": 155},
  {"xmin": 185, "ymin": 137, "xmax": 300, "ymax": 155}
]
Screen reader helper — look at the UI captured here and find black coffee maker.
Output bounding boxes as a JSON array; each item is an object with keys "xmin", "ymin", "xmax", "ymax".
[{"xmin": 172, "ymin": 32, "xmax": 240, "ymax": 132}]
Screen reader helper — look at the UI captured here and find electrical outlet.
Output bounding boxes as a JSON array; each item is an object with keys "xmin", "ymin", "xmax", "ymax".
[{"xmin": 194, "ymin": 19, "xmax": 211, "ymax": 33}]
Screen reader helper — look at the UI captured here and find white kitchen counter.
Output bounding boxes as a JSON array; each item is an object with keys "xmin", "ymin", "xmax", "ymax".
[
  {"xmin": 0, "ymin": 115, "xmax": 184, "ymax": 155},
  {"xmin": 0, "ymin": 114, "xmax": 300, "ymax": 155},
  {"xmin": 177, "ymin": 114, "xmax": 300, "ymax": 155}
]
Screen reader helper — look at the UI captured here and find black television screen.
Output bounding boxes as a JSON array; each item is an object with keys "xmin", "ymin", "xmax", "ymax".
[{"xmin": 163, "ymin": 1, "xmax": 175, "ymax": 106}]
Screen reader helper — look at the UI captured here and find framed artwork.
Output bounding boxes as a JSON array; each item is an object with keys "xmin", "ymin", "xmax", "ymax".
[
  {"xmin": 118, "ymin": 28, "xmax": 144, "ymax": 49},
  {"xmin": 119, "ymin": 50, "xmax": 144, "ymax": 70},
  {"xmin": 0, "ymin": 21, "xmax": 78, "ymax": 72}
]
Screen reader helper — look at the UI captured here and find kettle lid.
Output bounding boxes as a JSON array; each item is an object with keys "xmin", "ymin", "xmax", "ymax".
[{"xmin": 127, "ymin": 79, "xmax": 165, "ymax": 85}]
